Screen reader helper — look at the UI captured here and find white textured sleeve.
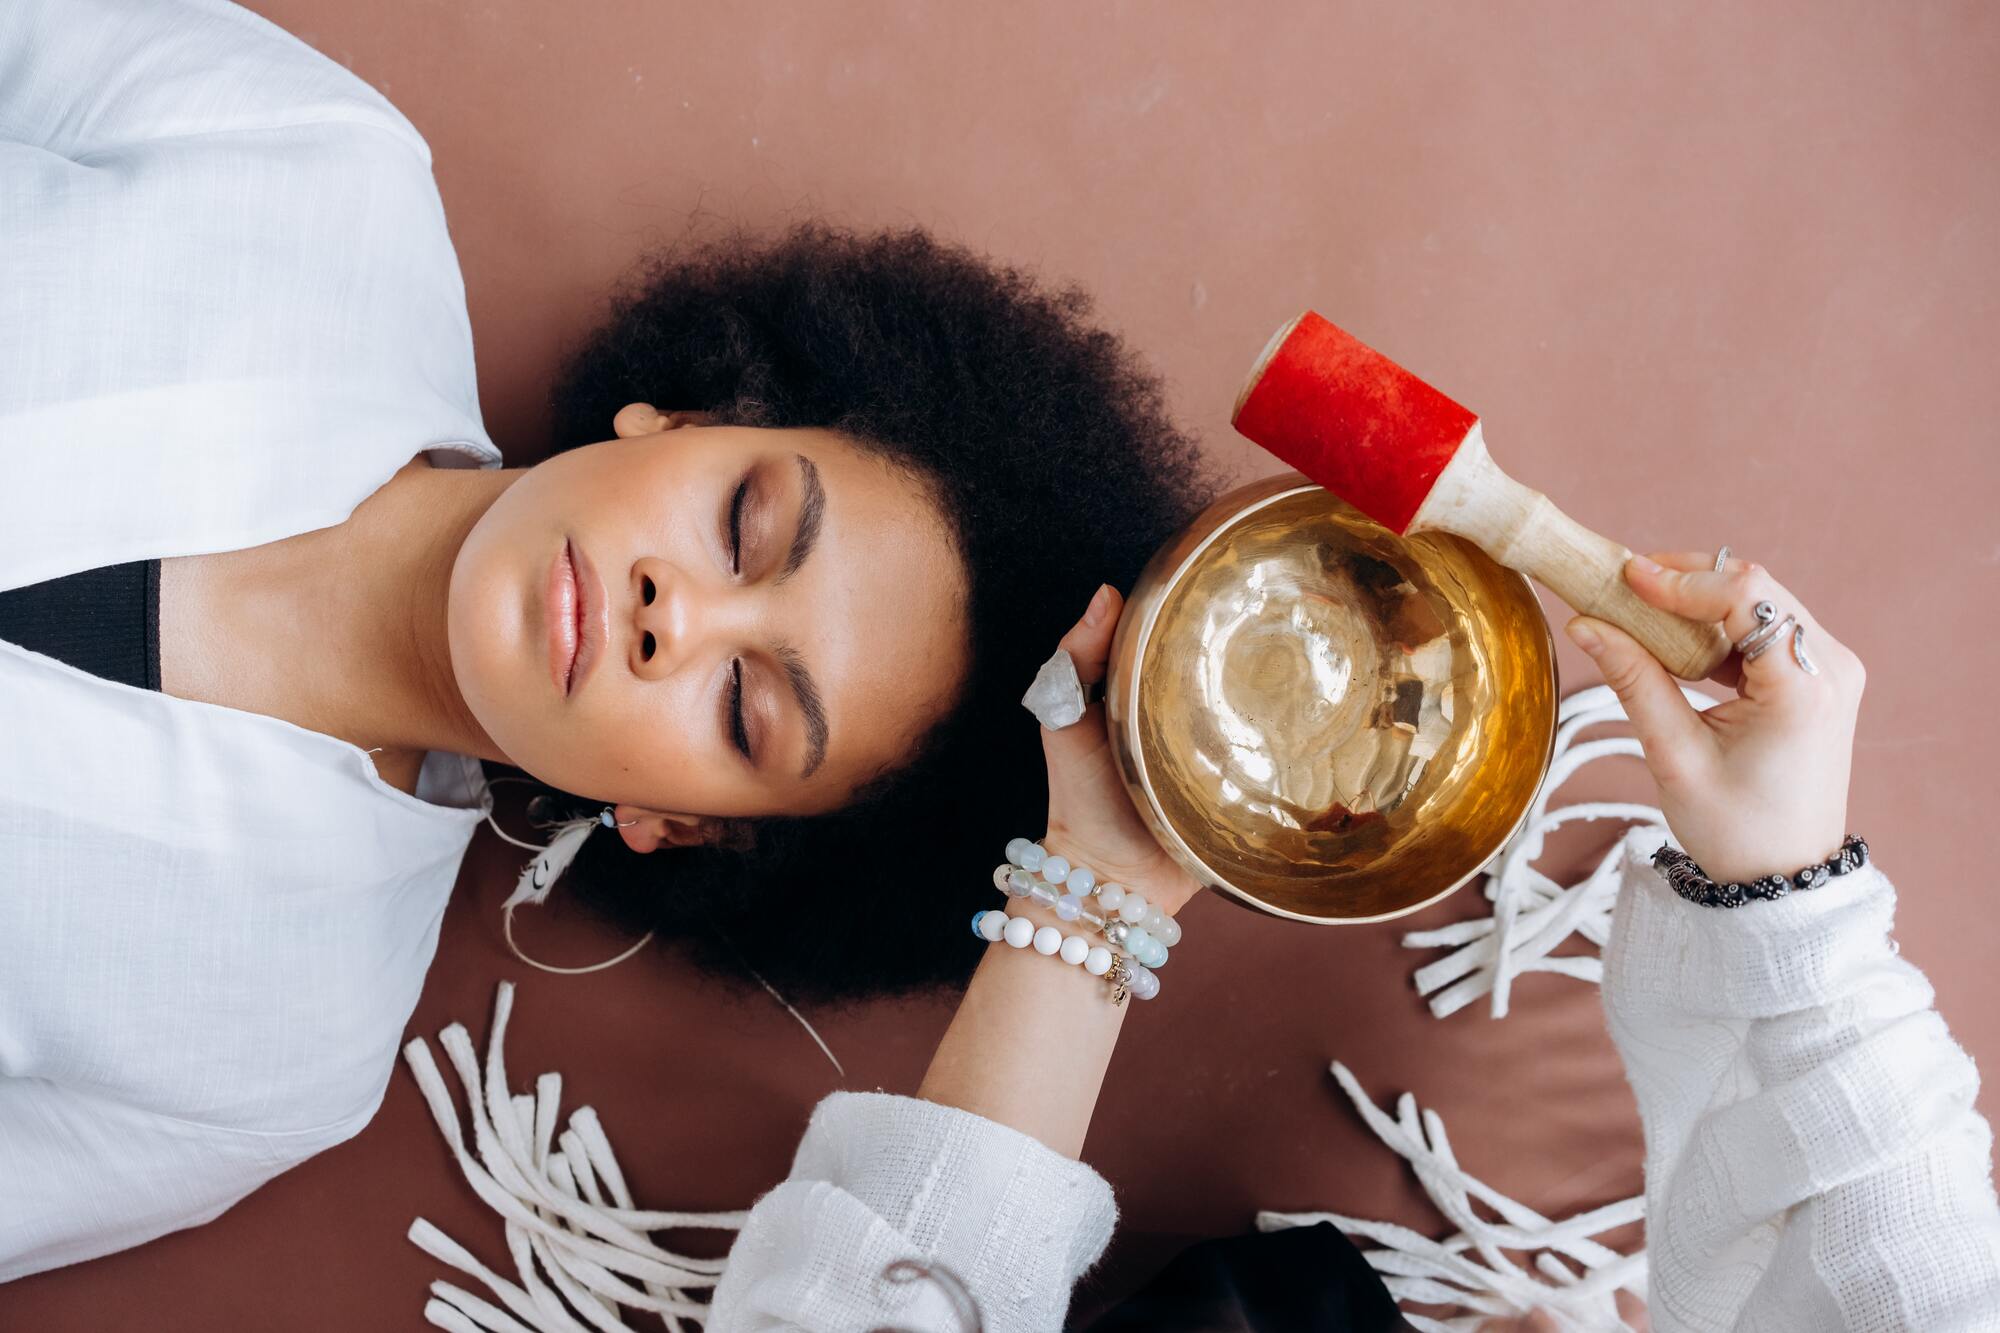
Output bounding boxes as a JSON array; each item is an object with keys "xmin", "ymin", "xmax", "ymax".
[
  {"xmin": 0, "ymin": 0, "xmax": 425, "ymax": 159},
  {"xmin": 707, "ymin": 1092, "xmax": 1117, "ymax": 1333},
  {"xmin": 1603, "ymin": 830, "xmax": 2000, "ymax": 1332}
]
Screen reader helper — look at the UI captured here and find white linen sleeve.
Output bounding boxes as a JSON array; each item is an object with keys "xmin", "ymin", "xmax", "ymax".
[
  {"xmin": 1602, "ymin": 830, "xmax": 2000, "ymax": 1332},
  {"xmin": 706, "ymin": 1092, "xmax": 1117, "ymax": 1333},
  {"xmin": 0, "ymin": 0, "xmax": 426, "ymax": 160},
  {"xmin": 0, "ymin": 1077, "xmax": 347, "ymax": 1282}
]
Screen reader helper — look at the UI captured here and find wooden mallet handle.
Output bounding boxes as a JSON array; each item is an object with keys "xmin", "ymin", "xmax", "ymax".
[{"xmin": 1422, "ymin": 428, "xmax": 1732, "ymax": 680}]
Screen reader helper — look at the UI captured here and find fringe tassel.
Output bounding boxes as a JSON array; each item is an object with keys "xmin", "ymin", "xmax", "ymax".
[
  {"xmin": 1402, "ymin": 683, "xmax": 1719, "ymax": 1019},
  {"xmin": 406, "ymin": 982, "xmax": 748, "ymax": 1331},
  {"xmin": 1259, "ymin": 1062, "xmax": 1646, "ymax": 1332}
]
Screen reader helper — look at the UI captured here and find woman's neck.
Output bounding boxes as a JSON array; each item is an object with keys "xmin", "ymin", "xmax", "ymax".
[{"xmin": 185, "ymin": 457, "xmax": 525, "ymax": 769}]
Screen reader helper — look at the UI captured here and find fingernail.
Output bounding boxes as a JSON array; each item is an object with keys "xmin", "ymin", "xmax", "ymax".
[
  {"xmin": 1629, "ymin": 554, "xmax": 1662, "ymax": 575},
  {"xmin": 1083, "ymin": 584, "xmax": 1112, "ymax": 627},
  {"xmin": 1566, "ymin": 620, "xmax": 1603, "ymax": 655}
]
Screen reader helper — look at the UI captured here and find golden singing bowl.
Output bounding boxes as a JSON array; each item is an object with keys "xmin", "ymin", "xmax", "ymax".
[{"xmin": 1106, "ymin": 474, "xmax": 1559, "ymax": 924}]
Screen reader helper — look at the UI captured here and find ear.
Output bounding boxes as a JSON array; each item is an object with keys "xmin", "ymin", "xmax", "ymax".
[
  {"xmin": 610, "ymin": 805, "xmax": 729, "ymax": 854},
  {"xmin": 612, "ymin": 404, "xmax": 714, "ymax": 440}
]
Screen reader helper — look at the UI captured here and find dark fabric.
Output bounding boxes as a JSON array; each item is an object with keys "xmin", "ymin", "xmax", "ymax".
[
  {"xmin": 0, "ymin": 559, "xmax": 161, "ymax": 692},
  {"xmin": 1084, "ymin": 1223, "xmax": 1411, "ymax": 1332}
]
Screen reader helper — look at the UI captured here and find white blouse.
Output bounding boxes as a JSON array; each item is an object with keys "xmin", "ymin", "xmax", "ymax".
[{"xmin": 0, "ymin": 0, "xmax": 500, "ymax": 1278}]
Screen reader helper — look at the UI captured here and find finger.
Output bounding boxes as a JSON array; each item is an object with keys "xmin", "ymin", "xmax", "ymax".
[
  {"xmin": 1040, "ymin": 586, "xmax": 1122, "ymax": 764},
  {"xmin": 1056, "ymin": 584, "xmax": 1121, "ymax": 685},
  {"xmin": 1624, "ymin": 554, "xmax": 1810, "ymax": 643},
  {"xmin": 1566, "ymin": 616, "xmax": 1711, "ymax": 768}
]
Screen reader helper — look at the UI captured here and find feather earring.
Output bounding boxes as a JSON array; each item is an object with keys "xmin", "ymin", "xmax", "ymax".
[{"xmin": 497, "ymin": 806, "xmax": 655, "ymax": 975}]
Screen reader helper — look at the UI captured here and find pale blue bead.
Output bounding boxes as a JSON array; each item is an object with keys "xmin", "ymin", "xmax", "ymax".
[
  {"xmin": 1065, "ymin": 864, "xmax": 1096, "ymax": 894},
  {"xmin": 1152, "ymin": 915, "xmax": 1183, "ymax": 948},
  {"xmin": 969, "ymin": 911, "xmax": 988, "ymax": 939},
  {"xmin": 1005, "ymin": 868, "xmax": 1035, "ymax": 898},
  {"xmin": 1143, "ymin": 937, "xmax": 1169, "ymax": 968},
  {"xmin": 1040, "ymin": 855, "xmax": 1070, "ymax": 886},
  {"xmin": 1124, "ymin": 927, "xmax": 1154, "ymax": 958},
  {"xmin": 1055, "ymin": 894, "xmax": 1084, "ymax": 922},
  {"xmin": 1005, "ymin": 837, "xmax": 1033, "ymax": 867},
  {"xmin": 1095, "ymin": 883, "xmax": 1126, "ymax": 912},
  {"xmin": 1019, "ymin": 843, "xmax": 1046, "ymax": 872},
  {"xmin": 1029, "ymin": 883, "xmax": 1059, "ymax": 906}
]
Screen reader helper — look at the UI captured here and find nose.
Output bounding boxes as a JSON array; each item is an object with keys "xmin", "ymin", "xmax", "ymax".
[{"xmin": 627, "ymin": 556, "xmax": 738, "ymax": 679}]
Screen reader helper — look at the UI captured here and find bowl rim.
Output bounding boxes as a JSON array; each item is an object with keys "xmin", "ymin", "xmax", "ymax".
[{"xmin": 1115, "ymin": 477, "xmax": 1561, "ymax": 925}]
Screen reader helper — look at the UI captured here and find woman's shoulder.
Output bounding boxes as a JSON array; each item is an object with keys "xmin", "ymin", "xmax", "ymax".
[{"xmin": 2, "ymin": 0, "xmax": 433, "ymax": 166}]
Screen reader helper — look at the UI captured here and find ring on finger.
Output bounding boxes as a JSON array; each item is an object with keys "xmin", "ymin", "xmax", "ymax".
[
  {"xmin": 1733, "ymin": 600, "xmax": 1786, "ymax": 657},
  {"xmin": 1740, "ymin": 613, "xmax": 1796, "ymax": 663},
  {"xmin": 1021, "ymin": 647, "xmax": 1101, "ymax": 730},
  {"xmin": 1713, "ymin": 545, "xmax": 1731, "ymax": 572}
]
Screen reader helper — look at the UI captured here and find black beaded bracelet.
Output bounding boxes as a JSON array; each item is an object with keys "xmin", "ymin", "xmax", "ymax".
[{"xmin": 1651, "ymin": 835, "xmax": 1869, "ymax": 908}]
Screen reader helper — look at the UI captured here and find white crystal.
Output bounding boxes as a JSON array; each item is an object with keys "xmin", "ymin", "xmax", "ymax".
[{"xmin": 1021, "ymin": 648, "xmax": 1087, "ymax": 730}]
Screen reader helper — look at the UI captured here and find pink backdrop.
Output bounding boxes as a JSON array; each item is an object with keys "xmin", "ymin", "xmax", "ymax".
[{"xmin": 6, "ymin": 3, "xmax": 1996, "ymax": 1328}]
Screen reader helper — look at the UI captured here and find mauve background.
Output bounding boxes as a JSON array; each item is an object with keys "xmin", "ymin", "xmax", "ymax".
[{"xmin": 5, "ymin": 2, "xmax": 1997, "ymax": 1329}]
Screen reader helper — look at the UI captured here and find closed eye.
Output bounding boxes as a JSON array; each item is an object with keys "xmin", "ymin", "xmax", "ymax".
[
  {"xmin": 728, "ymin": 657, "xmax": 752, "ymax": 759},
  {"xmin": 728, "ymin": 477, "xmax": 750, "ymax": 575}
]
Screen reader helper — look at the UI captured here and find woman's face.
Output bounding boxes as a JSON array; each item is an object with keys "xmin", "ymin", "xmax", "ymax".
[{"xmin": 448, "ymin": 409, "xmax": 969, "ymax": 824}]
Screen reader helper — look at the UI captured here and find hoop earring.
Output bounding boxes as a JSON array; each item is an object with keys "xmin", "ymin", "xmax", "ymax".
[{"xmin": 488, "ymin": 804, "xmax": 655, "ymax": 975}]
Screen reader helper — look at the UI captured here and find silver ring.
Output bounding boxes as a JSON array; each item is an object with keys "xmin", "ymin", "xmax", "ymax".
[
  {"xmin": 1733, "ymin": 600, "xmax": 1786, "ymax": 658},
  {"xmin": 1790, "ymin": 622, "xmax": 1821, "ymax": 676},
  {"xmin": 1713, "ymin": 546, "xmax": 1731, "ymax": 572},
  {"xmin": 1741, "ymin": 613, "xmax": 1797, "ymax": 663}
]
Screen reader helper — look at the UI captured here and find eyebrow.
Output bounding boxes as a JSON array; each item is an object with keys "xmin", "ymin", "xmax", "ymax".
[
  {"xmin": 778, "ymin": 454, "xmax": 825, "ymax": 583},
  {"xmin": 775, "ymin": 641, "xmax": 830, "ymax": 779}
]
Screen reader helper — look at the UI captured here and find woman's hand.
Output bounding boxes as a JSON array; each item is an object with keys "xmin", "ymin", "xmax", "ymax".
[
  {"xmin": 1565, "ymin": 553, "xmax": 1865, "ymax": 882},
  {"xmin": 1039, "ymin": 584, "xmax": 1203, "ymax": 917}
]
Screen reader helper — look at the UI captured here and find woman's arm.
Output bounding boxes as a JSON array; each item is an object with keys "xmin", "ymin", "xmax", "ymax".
[
  {"xmin": 708, "ymin": 587, "xmax": 1199, "ymax": 1332},
  {"xmin": 1571, "ymin": 555, "xmax": 2000, "ymax": 1331}
]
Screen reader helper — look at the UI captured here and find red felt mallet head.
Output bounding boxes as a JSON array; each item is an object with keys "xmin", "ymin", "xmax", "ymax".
[
  {"xmin": 1231, "ymin": 312, "xmax": 1729, "ymax": 681},
  {"xmin": 1233, "ymin": 312, "xmax": 1476, "ymax": 536}
]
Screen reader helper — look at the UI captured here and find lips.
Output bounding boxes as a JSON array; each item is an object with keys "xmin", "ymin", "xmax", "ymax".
[
  {"xmin": 569, "ymin": 541, "xmax": 606, "ymax": 694},
  {"xmin": 546, "ymin": 539, "xmax": 608, "ymax": 698},
  {"xmin": 546, "ymin": 544, "xmax": 579, "ymax": 695}
]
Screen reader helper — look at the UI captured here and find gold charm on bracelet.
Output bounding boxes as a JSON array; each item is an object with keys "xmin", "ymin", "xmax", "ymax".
[{"xmin": 1107, "ymin": 955, "xmax": 1131, "ymax": 1006}]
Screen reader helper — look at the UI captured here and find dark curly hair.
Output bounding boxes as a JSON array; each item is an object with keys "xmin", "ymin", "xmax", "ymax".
[{"xmin": 511, "ymin": 224, "xmax": 1216, "ymax": 1005}]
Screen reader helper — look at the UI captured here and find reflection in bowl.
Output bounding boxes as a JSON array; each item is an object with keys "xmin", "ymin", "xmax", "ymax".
[{"xmin": 1106, "ymin": 476, "xmax": 1558, "ymax": 924}]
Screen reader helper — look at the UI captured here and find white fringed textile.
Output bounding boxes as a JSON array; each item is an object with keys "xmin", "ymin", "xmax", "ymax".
[
  {"xmin": 1259, "ymin": 1063, "xmax": 1646, "ymax": 1333},
  {"xmin": 404, "ymin": 982, "xmax": 749, "ymax": 1332},
  {"xmin": 1401, "ymin": 683, "xmax": 1717, "ymax": 1019}
]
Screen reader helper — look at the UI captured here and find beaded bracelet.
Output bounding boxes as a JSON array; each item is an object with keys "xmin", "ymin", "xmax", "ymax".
[
  {"xmin": 1651, "ymin": 834, "xmax": 1869, "ymax": 908},
  {"xmin": 967, "ymin": 908, "xmax": 1158, "ymax": 1002},
  {"xmin": 995, "ymin": 838, "xmax": 1182, "ymax": 969}
]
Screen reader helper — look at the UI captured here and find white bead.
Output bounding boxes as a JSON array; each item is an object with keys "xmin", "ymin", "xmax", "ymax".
[
  {"xmin": 1005, "ymin": 837, "xmax": 1033, "ymax": 867},
  {"xmin": 978, "ymin": 910, "xmax": 1007, "ymax": 942},
  {"xmin": 1020, "ymin": 842, "xmax": 1046, "ymax": 872},
  {"xmin": 1059, "ymin": 935, "xmax": 1090, "ymax": 965},
  {"xmin": 1095, "ymin": 882, "xmax": 1126, "ymax": 912},
  {"xmin": 1002, "ymin": 915, "xmax": 1035, "ymax": 949},
  {"xmin": 1119, "ymin": 892, "xmax": 1150, "ymax": 923},
  {"xmin": 1083, "ymin": 946, "xmax": 1114, "ymax": 976},
  {"xmin": 1033, "ymin": 925, "xmax": 1062, "ymax": 956},
  {"xmin": 1040, "ymin": 855, "xmax": 1070, "ymax": 885},
  {"xmin": 1152, "ymin": 914, "xmax": 1182, "ymax": 947},
  {"xmin": 992, "ymin": 865, "xmax": 1013, "ymax": 892},
  {"xmin": 1065, "ymin": 864, "xmax": 1096, "ymax": 894}
]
